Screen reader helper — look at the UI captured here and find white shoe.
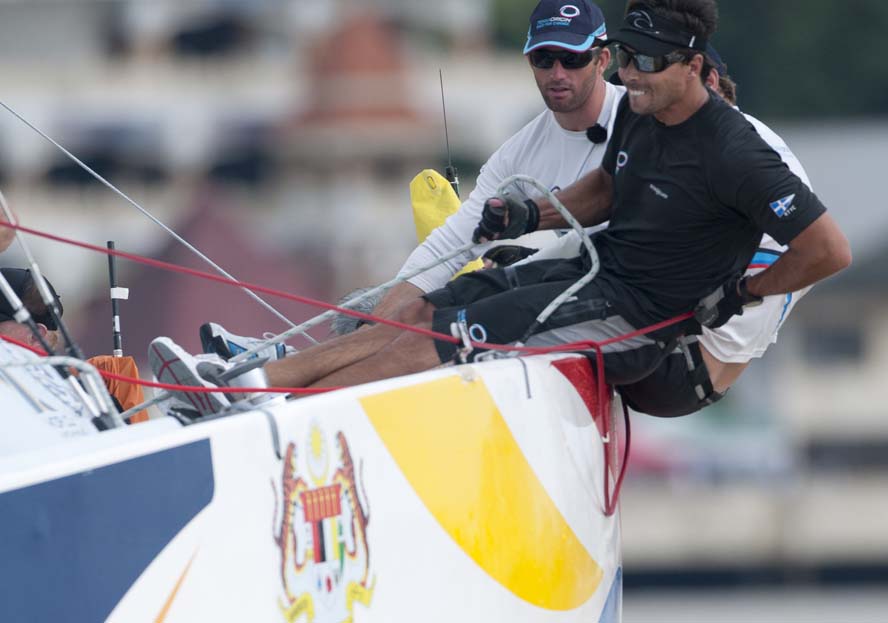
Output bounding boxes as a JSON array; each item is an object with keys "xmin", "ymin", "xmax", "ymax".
[
  {"xmin": 199, "ymin": 322, "xmax": 295, "ymax": 361},
  {"xmin": 148, "ymin": 337, "xmax": 231, "ymax": 416}
]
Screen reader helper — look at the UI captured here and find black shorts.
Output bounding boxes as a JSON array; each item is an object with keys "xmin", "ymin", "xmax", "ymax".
[
  {"xmin": 424, "ymin": 257, "xmax": 671, "ymax": 385},
  {"xmin": 618, "ymin": 336, "xmax": 725, "ymax": 418}
]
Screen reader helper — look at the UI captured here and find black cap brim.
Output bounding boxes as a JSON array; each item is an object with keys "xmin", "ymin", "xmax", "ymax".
[{"xmin": 608, "ymin": 28, "xmax": 687, "ymax": 56}]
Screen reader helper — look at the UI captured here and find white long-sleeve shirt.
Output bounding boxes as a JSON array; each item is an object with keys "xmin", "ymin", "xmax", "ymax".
[{"xmin": 397, "ymin": 81, "xmax": 625, "ymax": 293}]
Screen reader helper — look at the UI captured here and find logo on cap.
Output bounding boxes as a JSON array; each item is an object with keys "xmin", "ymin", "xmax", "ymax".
[
  {"xmin": 627, "ymin": 9, "xmax": 655, "ymax": 31},
  {"xmin": 560, "ymin": 5, "xmax": 581, "ymax": 18}
]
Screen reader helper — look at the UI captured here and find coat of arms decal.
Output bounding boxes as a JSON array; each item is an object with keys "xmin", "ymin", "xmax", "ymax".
[{"xmin": 273, "ymin": 423, "xmax": 374, "ymax": 622}]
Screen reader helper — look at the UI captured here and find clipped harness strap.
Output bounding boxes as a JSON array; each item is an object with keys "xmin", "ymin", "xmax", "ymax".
[
  {"xmin": 450, "ymin": 309, "xmax": 475, "ymax": 364},
  {"xmin": 504, "ymin": 265, "xmax": 521, "ymax": 289},
  {"xmin": 696, "ymin": 283, "xmax": 725, "ymax": 311},
  {"xmin": 678, "ymin": 335, "xmax": 724, "ymax": 405}
]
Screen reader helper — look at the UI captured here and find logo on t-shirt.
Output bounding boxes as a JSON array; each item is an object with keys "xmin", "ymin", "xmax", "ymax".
[
  {"xmin": 649, "ymin": 183, "xmax": 669, "ymax": 199},
  {"xmin": 616, "ymin": 151, "xmax": 629, "ymax": 173},
  {"xmin": 769, "ymin": 194, "xmax": 796, "ymax": 218}
]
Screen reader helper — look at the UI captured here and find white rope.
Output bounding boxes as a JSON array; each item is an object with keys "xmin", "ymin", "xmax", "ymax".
[
  {"xmin": 119, "ymin": 392, "xmax": 173, "ymax": 422},
  {"xmin": 231, "ymin": 241, "xmax": 478, "ymax": 362},
  {"xmin": 232, "ymin": 174, "xmax": 599, "ymax": 361},
  {"xmin": 0, "ymin": 99, "xmax": 316, "ymax": 345},
  {"xmin": 125, "ymin": 241, "xmax": 479, "ymax": 411},
  {"xmin": 495, "ymin": 174, "xmax": 600, "ymax": 330}
]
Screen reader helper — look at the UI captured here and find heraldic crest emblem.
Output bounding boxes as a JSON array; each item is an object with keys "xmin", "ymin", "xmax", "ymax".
[{"xmin": 272, "ymin": 422, "xmax": 374, "ymax": 622}]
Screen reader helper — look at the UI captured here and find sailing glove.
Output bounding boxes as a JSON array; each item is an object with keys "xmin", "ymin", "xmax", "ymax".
[
  {"xmin": 481, "ymin": 245, "xmax": 539, "ymax": 268},
  {"xmin": 472, "ymin": 196, "xmax": 540, "ymax": 243},
  {"xmin": 694, "ymin": 275, "xmax": 763, "ymax": 329}
]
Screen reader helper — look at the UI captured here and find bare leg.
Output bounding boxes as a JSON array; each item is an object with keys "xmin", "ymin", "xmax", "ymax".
[
  {"xmin": 310, "ymin": 325, "xmax": 444, "ymax": 388},
  {"xmin": 265, "ymin": 298, "xmax": 434, "ymax": 387},
  {"xmin": 700, "ymin": 346, "xmax": 750, "ymax": 393}
]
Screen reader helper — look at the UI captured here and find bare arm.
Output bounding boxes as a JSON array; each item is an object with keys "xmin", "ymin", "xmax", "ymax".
[
  {"xmin": 0, "ymin": 207, "xmax": 17, "ymax": 253},
  {"xmin": 372, "ymin": 282, "xmax": 425, "ymax": 320},
  {"xmin": 538, "ymin": 167, "xmax": 614, "ymax": 229},
  {"xmin": 747, "ymin": 213, "xmax": 852, "ymax": 297}
]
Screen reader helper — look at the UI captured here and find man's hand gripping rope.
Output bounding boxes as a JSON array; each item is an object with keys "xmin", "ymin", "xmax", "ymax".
[
  {"xmin": 694, "ymin": 274, "xmax": 764, "ymax": 329},
  {"xmin": 473, "ymin": 195, "xmax": 540, "ymax": 243},
  {"xmin": 170, "ymin": 173, "xmax": 597, "ymax": 365}
]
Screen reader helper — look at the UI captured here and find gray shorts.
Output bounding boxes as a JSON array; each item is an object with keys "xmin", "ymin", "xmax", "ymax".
[{"xmin": 424, "ymin": 258, "xmax": 672, "ymax": 385}]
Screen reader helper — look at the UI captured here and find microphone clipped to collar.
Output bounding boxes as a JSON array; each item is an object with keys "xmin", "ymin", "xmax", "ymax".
[{"xmin": 586, "ymin": 123, "xmax": 608, "ymax": 144}]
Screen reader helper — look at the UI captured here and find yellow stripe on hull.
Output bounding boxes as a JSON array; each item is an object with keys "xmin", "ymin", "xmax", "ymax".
[{"xmin": 361, "ymin": 375, "xmax": 602, "ymax": 611}]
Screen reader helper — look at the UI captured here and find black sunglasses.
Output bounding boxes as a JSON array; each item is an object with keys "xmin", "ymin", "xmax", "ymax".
[
  {"xmin": 529, "ymin": 49, "xmax": 599, "ymax": 70},
  {"xmin": 614, "ymin": 44, "xmax": 689, "ymax": 73}
]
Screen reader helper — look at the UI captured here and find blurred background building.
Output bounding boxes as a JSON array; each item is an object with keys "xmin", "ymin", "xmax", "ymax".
[{"xmin": 0, "ymin": 1, "xmax": 886, "ymax": 620}]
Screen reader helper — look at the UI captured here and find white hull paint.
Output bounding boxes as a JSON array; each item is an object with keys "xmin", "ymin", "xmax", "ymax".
[{"xmin": 0, "ymin": 343, "xmax": 622, "ymax": 622}]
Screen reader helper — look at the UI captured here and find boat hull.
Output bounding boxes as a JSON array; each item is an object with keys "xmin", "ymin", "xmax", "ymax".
[{"xmin": 0, "ymin": 354, "xmax": 622, "ymax": 622}]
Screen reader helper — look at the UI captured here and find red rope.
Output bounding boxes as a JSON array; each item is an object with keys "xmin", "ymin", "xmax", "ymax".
[
  {"xmin": 603, "ymin": 396, "xmax": 632, "ymax": 517},
  {"xmin": 0, "ymin": 221, "xmax": 693, "ymax": 356},
  {"xmin": 0, "ymin": 334, "xmax": 336, "ymax": 395},
  {"xmin": 2, "ymin": 221, "xmax": 694, "ymax": 513},
  {"xmin": 0, "ymin": 221, "xmax": 460, "ymax": 345}
]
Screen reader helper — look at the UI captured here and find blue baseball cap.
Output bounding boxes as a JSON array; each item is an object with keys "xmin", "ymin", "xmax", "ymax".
[
  {"xmin": 705, "ymin": 43, "xmax": 728, "ymax": 77},
  {"xmin": 524, "ymin": 0, "xmax": 608, "ymax": 54}
]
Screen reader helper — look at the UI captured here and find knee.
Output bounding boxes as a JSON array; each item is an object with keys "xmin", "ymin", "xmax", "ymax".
[{"xmin": 395, "ymin": 297, "xmax": 435, "ymax": 325}]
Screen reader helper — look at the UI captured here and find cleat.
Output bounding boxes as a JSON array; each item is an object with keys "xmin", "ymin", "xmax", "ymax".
[
  {"xmin": 199, "ymin": 322, "xmax": 294, "ymax": 362},
  {"xmin": 148, "ymin": 337, "xmax": 231, "ymax": 416}
]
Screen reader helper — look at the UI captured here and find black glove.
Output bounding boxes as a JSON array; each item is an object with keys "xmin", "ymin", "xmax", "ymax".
[
  {"xmin": 472, "ymin": 195, "xmax": 540, "ymax": 243},
  {"xmin": 694, "ymin": 275, "xmax": 763, "ymax": 329},
  {"xmin": 481, "ymin": 245, "xmax": 539, "ymax": 267}
]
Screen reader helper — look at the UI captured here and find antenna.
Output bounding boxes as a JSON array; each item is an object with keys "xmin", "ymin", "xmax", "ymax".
[
  {"xmin": 107, "ymin": 241, "xmax": 126, "ymax": 357},
  {"xmin": 439, "ymin": 69, "xmax": 460, "ymax": 197}
]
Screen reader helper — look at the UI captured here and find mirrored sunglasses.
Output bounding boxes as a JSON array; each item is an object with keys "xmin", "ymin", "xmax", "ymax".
[
  {"xmin": 615, "ymin": 44, "xmax": 688, "ymax": 73},
  {"xmin": 529, "ymin": 49, "xmax": 598, "ymax": 70}
]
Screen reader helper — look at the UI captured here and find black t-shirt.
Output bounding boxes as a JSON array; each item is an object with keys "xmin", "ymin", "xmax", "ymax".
[{"xmin": 590, "ymin": 91, "xmax": 826, "ymax": 336}]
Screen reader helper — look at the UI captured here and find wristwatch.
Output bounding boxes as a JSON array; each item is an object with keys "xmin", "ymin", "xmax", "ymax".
[{"xmin": 737, "ymin": 277, "xmax": 764, "ymax": 307}]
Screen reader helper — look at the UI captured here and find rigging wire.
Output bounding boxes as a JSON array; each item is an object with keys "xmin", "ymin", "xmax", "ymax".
[
  {"xmin": 0, "ymin": 98, "xmax": 316, "ymax": 345},
  {"xmin": 0, "ymin": 194, "xmax": 120, "ymax": 425},
  {"xmin": 231, "ymin": 241, "xmax": 478, "ymax": 362},
  {"xmin": 439, "ymin": 68, "xmax": 460, "ymax": 197},
  {"xmin": 0, "ymin": 189, "xmax": 85, "ymax": 360},
  {"xmin": 0, "ymin": 219, "xmax": 693, "ymax": 357}
]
